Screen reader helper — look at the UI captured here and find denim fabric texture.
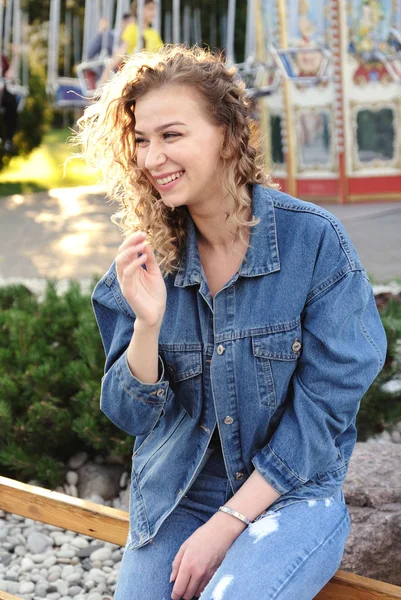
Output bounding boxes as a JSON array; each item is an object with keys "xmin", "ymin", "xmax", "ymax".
[
  {"xmin": 92, "ymin": 185, "xmax": 387, "ymax": 554},
  {"xmin": 114, "ymin": 446, "xmax": 351, "ymax": 599}
]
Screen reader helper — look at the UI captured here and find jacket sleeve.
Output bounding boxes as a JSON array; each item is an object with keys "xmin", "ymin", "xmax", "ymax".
[
  {"xmin": 92, "ymin": 265, "xmax": 171, "ymax": 437},
  {"xmin": 252, "ymin": 269, "xmax": 387, "ymax": 495}
]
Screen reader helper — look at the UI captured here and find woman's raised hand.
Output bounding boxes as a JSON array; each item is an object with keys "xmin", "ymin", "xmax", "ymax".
[{"xmin": 116, "ymin": 231, "xmax": 167, "ymax": 330}]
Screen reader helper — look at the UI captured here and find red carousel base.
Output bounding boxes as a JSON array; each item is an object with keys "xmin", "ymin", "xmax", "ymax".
[{"xmin": 276, "ymin": 175, "xmax": 401, "ymax": 204}]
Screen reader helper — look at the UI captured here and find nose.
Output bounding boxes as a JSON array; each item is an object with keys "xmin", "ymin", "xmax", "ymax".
[{"xmin": 144, "ymin": 141, "xmax": 167, "ymax": 171}]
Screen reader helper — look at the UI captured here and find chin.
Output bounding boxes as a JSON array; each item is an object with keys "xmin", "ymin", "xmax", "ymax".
[{"xmin": 161, "ymin": 194, "xmax": 189, "ymax": 209}]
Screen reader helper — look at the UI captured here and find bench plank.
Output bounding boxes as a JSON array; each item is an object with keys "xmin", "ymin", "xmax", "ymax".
[
  {"xmin": 1, "ymin": 477, "xmax": 401, "ymax": 599},
  {"xmin": 315, "ymin": 571, "xmax": 401, "ymax": 599},
  {"xmin": 0, "ymin": 476, "xmax": 129, "ymax": 546}
]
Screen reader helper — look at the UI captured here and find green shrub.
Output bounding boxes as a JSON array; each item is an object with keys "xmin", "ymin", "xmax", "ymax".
[
  {"xmin": 0, "ymin": 282, "xmax": 400, "ymax": 488},
  {"xmin": 13, "ymin": 68, "xmax": 51, "ymax": 157},
  {"xmin": 357, "ymin": 296, "xmax": 401, "ymax": 440},
  {"xmin": 0, "ymin": 281, "xmax": 133, "ymax": 488}
]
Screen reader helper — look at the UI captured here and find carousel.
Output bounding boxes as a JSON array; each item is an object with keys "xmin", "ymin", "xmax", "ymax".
[
  {"xmin": 45, "ymin": 0, "xmax": 401, "ymax": 203},
  {"xmin": 256, "ymin": 0, "xmax": 401, "ymax": 203}
]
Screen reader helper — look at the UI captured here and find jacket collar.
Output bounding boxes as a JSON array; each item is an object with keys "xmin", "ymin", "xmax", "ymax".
[{"xmin": 174, "ymin": 184, "xmax": 280, "ymax": 288}]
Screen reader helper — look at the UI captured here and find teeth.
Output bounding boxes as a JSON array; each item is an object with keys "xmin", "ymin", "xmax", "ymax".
[{"xmin": 156, "ymin": 171, "xmax": 183, "ymax": 185}]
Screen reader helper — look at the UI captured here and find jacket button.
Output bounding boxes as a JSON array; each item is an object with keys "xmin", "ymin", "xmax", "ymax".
[
  {"xmin": 217, "ymin": 344, "xmax": 225, "ymax": 355},
  {"xmin": 224, "ymin": 416, "xmax": 234, "ymax": 425},
  {"xmin": 292, "ymin": 339, "xmax": 302, "ymax": 353},
  {"xmin": 235, "ymin": 472, "xmax": 244, "ymax": 480},
  {"xmin": 156, "ymin": 389, "xmax": 164, "ymax": 397}
]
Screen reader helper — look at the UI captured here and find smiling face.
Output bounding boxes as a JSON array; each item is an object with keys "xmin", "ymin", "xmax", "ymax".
[{"xmin": 134, "ymin": 85, "xmax": 225, "ymax": 212}]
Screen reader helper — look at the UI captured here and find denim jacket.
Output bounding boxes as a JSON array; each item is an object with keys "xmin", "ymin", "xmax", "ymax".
[{"xmin": 92, "ymin": 185, "xmax": 387, "ymax": 549}]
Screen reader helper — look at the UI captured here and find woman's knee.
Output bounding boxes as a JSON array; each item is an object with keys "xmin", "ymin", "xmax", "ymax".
[{"xmin": 199, "ymin": 497, "xmax": 350, "ymax": 599}]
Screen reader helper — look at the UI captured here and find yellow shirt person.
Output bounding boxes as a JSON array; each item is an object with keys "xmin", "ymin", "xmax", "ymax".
[{"xmin": 122, "ymin": 23, "xmax": 163, "ymax": 53}]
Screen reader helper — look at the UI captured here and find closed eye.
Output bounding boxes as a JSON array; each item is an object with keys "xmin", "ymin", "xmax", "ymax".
[{"xmin": 134, "ymin": 132, "xmax": 182, "ymax": 145}]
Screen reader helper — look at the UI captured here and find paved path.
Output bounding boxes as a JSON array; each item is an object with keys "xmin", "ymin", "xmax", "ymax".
[{"xmin": 0, "ymin": 186, "xmax": 400, "ymax": 283}]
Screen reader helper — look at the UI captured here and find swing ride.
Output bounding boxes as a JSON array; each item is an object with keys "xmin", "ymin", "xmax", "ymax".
[
  {"xmin": 0, "ymin": 0, "xmax": 392, "ymax": 195},
  {"xmin": 0, "ymin": 0, "xmax": 29, "ymax": 155}
]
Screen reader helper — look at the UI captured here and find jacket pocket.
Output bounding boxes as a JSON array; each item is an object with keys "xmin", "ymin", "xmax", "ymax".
[
  {"xmin": 133, "ymin": 405, "xmax": 187, "ymax": 481},
  {"xmin": 252, "ymin": 322, "xmax": 302, "ymax": 409},
  {"xmin": 159, "ymin": 344, "xmax": 203, "ymax": 419}
]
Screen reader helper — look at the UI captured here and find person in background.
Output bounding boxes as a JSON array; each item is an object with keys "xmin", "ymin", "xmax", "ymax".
[
  {"xmin": 87, "ymin": 13, "xmax": 133, "ymax": 60},
  {"xmin": 0, "ymin": 53, "xmax": 18, "ymax": 153},
  {"xmin": 121, "ymin": 0, "xmax": 163, "ymax": 54},
  {"xmin": 100, "ymin": 0, "xmax": 163, "ymax": 85}
]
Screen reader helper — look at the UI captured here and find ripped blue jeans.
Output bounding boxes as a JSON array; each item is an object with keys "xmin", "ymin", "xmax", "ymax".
[{"xmin": 114, "ymin": 445, "xmax": 350, "ymax": 600}]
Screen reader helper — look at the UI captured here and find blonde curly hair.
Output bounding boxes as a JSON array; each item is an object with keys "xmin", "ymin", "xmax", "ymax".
[{"xmin": 76, "ymin": 44, "xmax": 276, "ymax": 275}]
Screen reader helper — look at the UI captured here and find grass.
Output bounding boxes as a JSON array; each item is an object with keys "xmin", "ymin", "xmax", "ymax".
[{"xmin": 0, "ymin": 129, "xmax": 98, "ymax": 196}]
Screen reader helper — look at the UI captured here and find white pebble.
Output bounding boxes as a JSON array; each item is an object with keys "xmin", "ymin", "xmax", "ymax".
[
  {"xmin": 20, "ymin": 557, "xmax": 35, "ymax": 572},
  {"xmin": 69, "ymin": 586, "xmax": 84, "ymax": 597},
  {"xmin": 68, "ymin": 452, "xmax": 88, "ymax": 470},
  {"xmin": 89, "ymin": 547, "xmax": 112, "ymax": 562},
  {"xmin": 70, "ymin": 537, "xmax": 89, "ymax": 550},
  {"xmin": 56, "ymin": 549, "xmax": 76, "ymax": 559},
  {"xmin": 119, "ymin": 472, "xmax": 128, "ymax": 488},
  {"xmin": 66, "ymin": 472, "xmax": 79, "ymax": 486},
  {"xmin": 67, "ymin": 572, "xmax": 82, "ymax": 584},
  {"xmin": 56, "ymin": 580, "xmax": 69, "ymax": 596},
  {"xmin": 19, "ymin": 581, "xmax": 35, "ymax": 594},
  {"xmin": 44, "ymin": 555, "xmax": 58, "ymax": 568},
  {"xmin": 31, "ymin": 553, "xmax": 46, "ymax": 563}
]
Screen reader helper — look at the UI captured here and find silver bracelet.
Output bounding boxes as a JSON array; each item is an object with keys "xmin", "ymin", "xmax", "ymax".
[{"xmin": 218, "ymin": 506, "xmax": 252, "ymax": 526}]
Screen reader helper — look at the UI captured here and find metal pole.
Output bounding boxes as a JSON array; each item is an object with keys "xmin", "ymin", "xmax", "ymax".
[
  {"xmin": 64, "ymin": 11, "xmax": 72, "ymax": 76},
  {"xmin": 0, "ymin": 0, "xmax": 4, "ymax": 77},
  {"xmin": 194, "ymin": 7, "xmax": 201, "ymax": 44},
  {"xmin": 164, "ymin": 10, "xmax": 172, "ymax": 43},
  {"xmin": 4, "ymin": 0, "xmax": 13, "ymax": 56},
  {"xmin": 210, "ymin": 12, "xmax": 217, "ymax": 49},
  {"xmin": 155, "ymin": 0, "xmax": 162, "ymax": 36},
  {"xmin": 173, "ymin": 0, "xmax": 180, "ymax": 44},
  {"xmin": 226, "ymin": 0, "xmax": 236, "ymax": 63},
  {"xmin": 276, "ymin": 0, "xmax": 297, "ymax": 197},
  {"xmin": 22, "ymin": 11, "xmax": 28, "ymax": 87},
  {"xmin": 47, "ymin": 0, "xmax": 61, "ymax": 90},
  {"xmin": 82, "ymin": 0, "xmax": 93, "ymax": 61},
  {"xmin": 254, "ymin": 0, "xmax": 271, "ymax": 171},
  {"xmin": 113, "ymin": 0, "xmax": 123, "ymax": 53},
  {"xmin": 183, "ymin": 4, "xmax": 190, "ymax": 46},
  {"xmin": 136, "ymin": 0, "xmax": 145, "ymax": 51},
  {"xmin": 245, "ymin": 0, "xmax": 255, "ymax": 59},
  {"xmin": 47, "ymin": 0, "xmax": 55, "ymax": 88},
  {"xmin": 73, "ymin": 13, "xmax": 81, "ymax": 65}
]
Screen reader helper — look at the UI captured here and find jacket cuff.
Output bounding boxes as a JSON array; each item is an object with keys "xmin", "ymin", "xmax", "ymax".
[
  {"xmin": 252, "ymin": 445, "xmax": 305, "ymax": 495},
  {"xmin": 115, "ymin": 352, "xmax": 170, "ymax": 403}
]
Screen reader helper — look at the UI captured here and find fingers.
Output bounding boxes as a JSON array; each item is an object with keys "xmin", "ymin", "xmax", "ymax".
[
  {"xmin": 118, "ymin": 230, "xmax": 146, "ymax": 254},
  {"xmin": 171, "ymin": 571, "xmax": 192, "ymax": 600},
  {"xmin": 117, "ymin": 231, "xmax": 161, "ymax": 277},
  {"xmin": 194, "ymin": 576, "xmax": 210, "ymax": 598}
]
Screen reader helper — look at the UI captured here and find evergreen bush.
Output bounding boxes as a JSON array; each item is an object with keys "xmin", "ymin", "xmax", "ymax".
[
  {"xmin": 357, "ymin": 296, "xmax": 401, "ymax": 440},
  {"xmin": 0, "ymin": 282, "xmax": 400, "ymax": 488},
  {"xmin": 0, "ymin": 281, "xmax": 133, "ymax": 488}
]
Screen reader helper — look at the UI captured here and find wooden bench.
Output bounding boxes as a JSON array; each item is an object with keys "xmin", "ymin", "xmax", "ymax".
[{"xmin": 1, "ymin": 476, "xmax": 401, "ymax": 600}]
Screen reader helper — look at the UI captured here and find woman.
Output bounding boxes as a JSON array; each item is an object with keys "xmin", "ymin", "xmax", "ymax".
[{"xmin": 78, "ymin": 46, "xmax": 387, "ymax": 599}]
